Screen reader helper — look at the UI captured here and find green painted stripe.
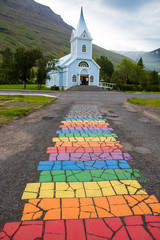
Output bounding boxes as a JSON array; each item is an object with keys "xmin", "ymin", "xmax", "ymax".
[{"xmin": 39, "ymin": 169, "xmax": 145, "ymax": 183}]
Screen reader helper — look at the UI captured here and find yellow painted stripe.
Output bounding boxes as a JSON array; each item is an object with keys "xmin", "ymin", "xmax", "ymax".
[
  {"xmin": 52, "ymin": 137, "xmax": 116, "ymax": 142},
  {"xmin": 21, "ymin": 180, "xmax": 147, "ymax": 200}
]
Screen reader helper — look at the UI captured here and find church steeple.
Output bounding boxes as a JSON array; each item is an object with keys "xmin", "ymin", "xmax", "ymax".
[{"xmin": 71, "ymin": 7, "xmax": 92, "ymax": 41}]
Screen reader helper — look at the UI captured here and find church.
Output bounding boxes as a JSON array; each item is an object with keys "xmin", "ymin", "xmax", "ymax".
[{"xmin": 46, "ymin": 7, "xmax": 100, "ymax": 89}]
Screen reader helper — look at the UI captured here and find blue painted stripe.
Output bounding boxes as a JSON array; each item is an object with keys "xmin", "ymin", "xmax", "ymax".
[
  {"xmin": 58, "ymin": 133, "xmax": 118, "ymax": 138},
  {"xmin": 37, "ymin": 160, "xmax": 131, "ymax": 171}
]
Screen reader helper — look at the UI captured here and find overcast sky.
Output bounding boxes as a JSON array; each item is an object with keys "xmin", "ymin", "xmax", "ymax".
[{"xmin": 35, "ymin": 0, "xmax": 160, "ymax": 52}]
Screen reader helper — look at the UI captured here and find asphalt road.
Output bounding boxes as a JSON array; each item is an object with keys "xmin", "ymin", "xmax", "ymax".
[{"xmin": 0, "ymin": 90, "xmax": 160, "ymax": 228}]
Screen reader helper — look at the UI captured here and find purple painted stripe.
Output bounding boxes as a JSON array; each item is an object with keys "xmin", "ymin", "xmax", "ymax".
[{"xmin": 48, "ymin": 152, "xmax": 133, "ymax": 161}]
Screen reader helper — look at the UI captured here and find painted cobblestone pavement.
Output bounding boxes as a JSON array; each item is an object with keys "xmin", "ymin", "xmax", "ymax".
[
  {"xmin": 1, "ymin": 104, "xmax": 160, "ymax": 239},
  {"xmin": 21, "ymin": 195, "xmax": 159, "ymax": 221},
  {"xmin": 1, "ymin": 216, "xmax": 160, "ymax": 240},
  {"xmin": 48, "ymin": 152, "xmax": 132, "ymax": 161},
  {"xmin": 21, "ymin": 180, "xmax": 147, "ymax": 199},
  {"xmin": 47, "ymin": 145, "xmax": 123, "ymax": 153},
  {"xmin": 38, "ymin": 169, "xmax": 145, "ymax": 182},
  {"xmin": 54, "ymin": 141, "xmax": 124, "ymax": 147},
  {"xmin": 37, "ymin": 160, "xmax": 131, "ymax": 171}
]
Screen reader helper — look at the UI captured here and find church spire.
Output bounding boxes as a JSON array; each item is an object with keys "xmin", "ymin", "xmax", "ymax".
[{"xmin": 71, "ymin": 7, "xmax": 92, "ymax": 41}]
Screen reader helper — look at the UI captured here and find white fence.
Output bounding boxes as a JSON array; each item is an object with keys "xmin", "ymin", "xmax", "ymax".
[{"xmin": 99, "ymin": 82, "xmax": 116, "ymax": 90}]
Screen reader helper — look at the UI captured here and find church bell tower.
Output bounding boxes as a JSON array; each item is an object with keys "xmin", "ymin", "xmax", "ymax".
[{"xmin": 70, "ymin": 7, "xmax": 93, "ymax": 60}]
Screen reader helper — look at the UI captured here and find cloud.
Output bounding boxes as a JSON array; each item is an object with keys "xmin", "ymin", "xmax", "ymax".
[
  {"xmin": 101, "ymin": 0, "xmax": 158, "ymax": 11},
  {"xmin": 35, "ymin": 0, "xmax": 160, "ymax": 51}
]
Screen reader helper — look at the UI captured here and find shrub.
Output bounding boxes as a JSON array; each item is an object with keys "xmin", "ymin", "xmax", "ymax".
[
  {"xmin": 117, "ymin": 84, "xmax": 144, "ymax": 91},
  {"xmin": 50, "ymin": 86, "xmax": 59, "ymax": 90},
  {"xmin": 145, "ymin": 85, "xmax": 160, "ymax": 92}
]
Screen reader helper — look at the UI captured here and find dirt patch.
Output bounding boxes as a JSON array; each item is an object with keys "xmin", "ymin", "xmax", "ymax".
[
  {"xmin": 125, "ymin": 102, "xmax": 160, "ymax": 122},
  {"xmin": 0, "ymin": 129, "xmax": 33, "ymax": 161}
]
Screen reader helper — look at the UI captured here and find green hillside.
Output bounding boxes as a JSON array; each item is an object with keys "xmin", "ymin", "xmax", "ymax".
[
  {"xmin": 0, "ymin": 0, "xmax": 72, "ymax": 58},
  {"xmin": 93, "ymin": 45, "xmax": 128, "ymax": 66},
  {"xmin": 0, "ymin": 0, "xmax": 127, "ymax": 66}
]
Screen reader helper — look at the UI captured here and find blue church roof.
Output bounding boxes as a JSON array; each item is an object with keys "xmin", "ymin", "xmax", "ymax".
[
  {"xmin": 57, "ymin": 54, "xmax": 71, "ymax": 67},
  {"xmin": 71, "ymin": 7, "xmax": 92, "ymax": 41}
]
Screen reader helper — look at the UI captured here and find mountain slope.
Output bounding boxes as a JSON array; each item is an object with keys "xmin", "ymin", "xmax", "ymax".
[
  {"xmin": 142, "ymin": 49, "xmax": 160, "ymax": 71},
  {"xmin": 0, "ymin": 0, "xmax": 127, "ymax": 66},
  {"xmin": 93, "ymin": 45, "xmax": 128, "ymax": 66},
  {"xmin": 115, "ymin": 49, "xmax": 160, "ymax": 71}
]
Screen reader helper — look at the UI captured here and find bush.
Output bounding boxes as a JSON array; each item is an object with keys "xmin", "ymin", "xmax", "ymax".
[
  {"xmin": 117, "ymin": 84, "xmax": 135, "ymax": 91},
  {"xmin": 117, "ymin": 84, "xmax": 143, "ymax": 91},
  {"xmin": 50, "ymin": 85, "xmax": 59, "ymax": 90},
  {"xmin": 145, "ymin": 85, "xmax": 160, "ymax": 92}
]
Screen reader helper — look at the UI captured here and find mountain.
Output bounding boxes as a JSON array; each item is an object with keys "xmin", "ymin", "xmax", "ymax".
[
  {"xmin": 0, "ymin": 0, "xmax": 127, "ymax": 66},
  {"xmin": 92, "ymin": 45, "xmax": 129, "ymax": 66},
  {"xmin": 0, "ymin": 0, "xmax": 72, "ymax": 57},
  {"xmin": 142, "ymin": 49, "xmax": 160, "ymax": 71},
  {"xmin": 115, "ymin": 49, "xmax": 160, "ymax": 71}
]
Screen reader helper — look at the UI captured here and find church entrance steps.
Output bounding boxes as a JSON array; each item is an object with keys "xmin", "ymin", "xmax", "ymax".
[{"xmin": 67, "ymin": 85, "xmax": 106, "ymax": 91}]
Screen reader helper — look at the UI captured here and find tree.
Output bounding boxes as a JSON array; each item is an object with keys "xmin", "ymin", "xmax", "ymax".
[
  {"xmin": 136, "ymin": 65, "xmax": 148, "ymax": 88},
  {"xmin": 36, "ymin": 58, "xmax": 56, "ymax": 89},
  {"xmin": 111, "ymin": 58, "xmax": 148, "ymax": 90},
  {"xmin": 0, "ymin": 48, "xmax": 16, "ymax": 84},
  {"xmin": 149, "ymin": 70, "xmax": 159, "ymax": 85},
  {"xmin": 137, "ymin": 57, "xmax": 144, "ymax": 69},
  {"xmin": 96, "ymin": 56, "xmax": 114, "ymax": 82},
  {"xmin": 30, "ymin": 69, "xmax": 35, "ymax": 83},
  {"xmin": 117, "ymin": 59, "xmax": 136, "ymax": 84},
  {"xmin": 111, "ymin": 70, "xmax": 123, "ymax": 84},
  {"xmin": 14, "ymin": 48, "xmax": 42, "ymax": 89}
]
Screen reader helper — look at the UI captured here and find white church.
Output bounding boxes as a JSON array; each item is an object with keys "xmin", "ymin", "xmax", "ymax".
[{"xmin": 46, "ymin": 7, "xmax": 100, "ymax": 89}]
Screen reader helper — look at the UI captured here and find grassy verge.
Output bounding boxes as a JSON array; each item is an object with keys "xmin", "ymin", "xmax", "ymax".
[
  {"xmin": 0, "ymin": 95, "xmax": 55, "ymax": 124},
  {"xmin": 127, "ymin": 98, "xmax": 160, "ymax": 107},
  {"xmin": 124, "ymin": 91, "xmax": 160, "ymax": 93},
  {"xmin": 0, "ymin": 84, "xmax": 55, "ymax": 91}
]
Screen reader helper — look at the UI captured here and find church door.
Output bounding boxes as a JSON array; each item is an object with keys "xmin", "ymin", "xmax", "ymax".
[{"xmin": 80, "ymin": 75, "xmax": 89, "ymax": 85}]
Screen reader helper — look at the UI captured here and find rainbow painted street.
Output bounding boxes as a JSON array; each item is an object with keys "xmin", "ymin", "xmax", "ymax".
[{"xmin": 1, "ymin": 105, "xmax": 160, "ymax": 240}]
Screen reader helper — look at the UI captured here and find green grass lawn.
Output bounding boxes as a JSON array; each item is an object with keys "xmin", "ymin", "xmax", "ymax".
[
  {"xmin": 0, "ymin": 95, "xmax": 55, "ymax": 124},
  {"xmin": 0, "ymin": 84, "xmax": 55, "ymax": 91},
  {"xmin": 124, "ymin": 91, "xmax": 160, "ymax": 93},
  {"xmin": 127, "ymin": 98, "xmax": 160, "ymax": 107}
]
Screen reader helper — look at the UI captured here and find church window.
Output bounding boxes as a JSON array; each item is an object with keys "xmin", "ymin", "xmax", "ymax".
[
  {"xmin": 90, "ymin": 75, "xmax": 94, "ymax": 82},
  {"xmin": 78, "ymin": 61, "xmax": 89, "ymax": 67},
  {"xmin": 82, "ymin": 45, "xmax": 86, "ymax": 53},
  {"xmin": 54, "ymin": 75, "xmax": 56, "ymax": 84},
  {"xmin": 72, "ymin": 75, "xmax": 77, "ymax": 82}
]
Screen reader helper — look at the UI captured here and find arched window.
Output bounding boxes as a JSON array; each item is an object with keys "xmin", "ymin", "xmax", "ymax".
[
  {"xmin": 54, "ymin": 75, "xmax": 56, "ymax": 84},
  {"xmin": 82, "ymin": 45, "xmax": 86, "ymax": 53},
  {"xmin": 72, "ymin": 75, "xmax": 77, "ymax": 82},
  {"xmin": 90, "ymin": 75, "xmax": 94, "ymax": 82},
  {"xmin": 78, "ymin": 61, "xmax": 89, "ymax": 67}
]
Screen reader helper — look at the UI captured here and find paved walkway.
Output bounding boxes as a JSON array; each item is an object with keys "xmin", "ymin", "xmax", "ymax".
[{"xmin": 1, "ymin": 104, "xmax": 160, "ymax": 239}]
